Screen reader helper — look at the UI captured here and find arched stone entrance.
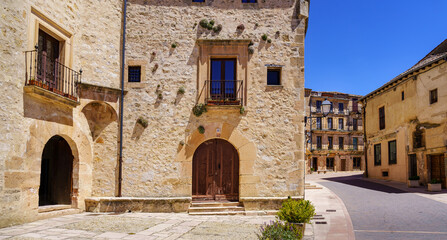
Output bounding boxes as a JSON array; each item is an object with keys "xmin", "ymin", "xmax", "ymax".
[
  {"xmin": 192, "ymin": 139, "xmax": 239, "ymax": 201},
  {"xmin": 39, "ymin": 135, "xmax": 74, "ymax": 206}
]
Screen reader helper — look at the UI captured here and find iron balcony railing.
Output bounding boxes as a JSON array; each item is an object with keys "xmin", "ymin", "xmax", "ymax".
[
  {"xmin": 198, "ymin": 80, "xmax": 243, "ymax": 106},
  {"xmin": 24, "ymin": 48, "xmax": 81, "ymax": 101}
]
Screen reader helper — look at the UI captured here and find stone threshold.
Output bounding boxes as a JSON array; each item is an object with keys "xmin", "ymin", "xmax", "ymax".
[{"xmin": 38, "ymin": 204, "xmax": 72, "ymax": 213}]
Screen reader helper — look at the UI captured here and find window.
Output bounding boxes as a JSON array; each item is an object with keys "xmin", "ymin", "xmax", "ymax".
[
  {"xmin": 413, "ymin": 129, "xmax": 425, "ymax": 148},
  {"xmin": 430, "ymin": 89, "xmax": 438, "ymax": 104},
  {"xmin": 353, "ymin": 157, "xmax": 361, "ymax": 169},
  {"xmin": 242, "ymin": 0, "xmax": 257, "ymax": 2},
  {"xmin": 388, "ymin": 140, "xmax": 397, "ymax": 164},
  {"xmin": 326, "ymin": 158, "xmax": 334, "ymax": 169},
  {"xmin": 374, "ymin": 144, "xmax": 381, "ymax": 166},
  {"xmin": 339, "ymin": 137, "xmax": 344, "ymax": 150},
  {"xmin": 330, "ymin": 103, "xmax": 333, "ymax": 113},
  {"xmin": 128, "ymin": 66, "xmax": 141, "ymax": 82},
  {"xmin": 37, "ymin": 30, "xmax": 60, "ymax": 85},
  {"xmin": 192, "ymin": 0, "xmax": 205, "ymax": 2},
  {"xmin": 328, "ymin": 136, "xmax": 333, "ymax": 149},
  {"xmin": 317, "ymin": 136, "xmax": 322, "ymax": 149},
  {"xmin": 339, "ymin": 118, "xmax": 344, "ymax": 130},
  {"xmin": 379, "ymin": 106, "xmax": 385, "ymax": 130},
  {"xmin": 353, "ymin": 119, "xmax": 358, "ymax": 131},
  {"xmin": 353, "ymin": 137, "xmax": 358, "ymax": 150},
  {"xmin": 328, "ymin": 118, "xmax": 333, "ymax": 129},
  {"xmin": 267, "ymin": 68, "xmax": 281, "ymax": 85},
  {"xmin": 211, "ymin": 59, "xmax": 236, "ymax": 102},
  {"xmin": 339, "ymin": 103, "xmax": 344, "ymax": 112},
  {"xmin": 316, "ymin": 117, "xmax": 322, "ymax": 130},
  {"xmin": 401, "ymin": 91, "xmax": 405, "ymax": 101},
  {"xmin": 316, "ymin": 100, "xmax": 322, "ymax": 112}
]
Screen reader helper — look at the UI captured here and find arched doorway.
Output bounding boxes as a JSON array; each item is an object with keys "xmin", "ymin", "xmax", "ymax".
[
  {"xmin": 192, "ymin": 139, "xmax": 239, "ymax": 201},
  {"xmin": 39, "ymin": 135, "xmax": 73, "ymax": 206}
]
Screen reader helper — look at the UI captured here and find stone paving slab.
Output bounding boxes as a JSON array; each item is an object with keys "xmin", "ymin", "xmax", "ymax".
[{"xmin": 0, "ymin": 213, "xmax": 278, "ymax": 239}]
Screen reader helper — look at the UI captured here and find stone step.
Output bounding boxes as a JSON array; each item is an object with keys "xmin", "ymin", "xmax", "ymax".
[
  {"xmin": 190, "ymin": 201, "xmax": 241, "ymax": 208},
  {"xmin": 188, "ymin": 211, "xmax": 246, "ymax": 216},
  {"xmin": 37, "ymin": 208, "xmax": 82, "ymax": 221},
  {"xmin": 188, "ymin": 206, "xmax": 245, "ymax": 213}
]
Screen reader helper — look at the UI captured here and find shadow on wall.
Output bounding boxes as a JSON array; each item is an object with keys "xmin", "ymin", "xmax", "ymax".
[
  {"xmin": 128, "ymin": 0, "xmax": 295, "ymax": 9},
  {"xmin": 23, "ymin": 93, "xmax": 74, "ymax": 126},
  {"xmin": 81, "ymin": 101, "xmax": 118, "ymax": 141}
]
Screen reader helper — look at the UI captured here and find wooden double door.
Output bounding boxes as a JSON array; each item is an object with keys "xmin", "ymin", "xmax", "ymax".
[
  {"xmin": 430, "ymin": 154, "xmax": 446, "ymax": 188},
  {"xmin": 192, "ymin": 139, "xmax": 239, "ymax": 201}
]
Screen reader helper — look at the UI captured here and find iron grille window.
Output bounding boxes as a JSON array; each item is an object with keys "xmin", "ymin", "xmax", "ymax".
[
  {"xmin": 430, "ymin": 89, "xmax": 438, "ymax": 104},
  {"xmin": 379, "ymin": 106, "xmax": 385, "ymax": 130},
  {"xmin": 267, "ymin": 69, "xmax": 281, "ymax": 85},
  {"xmin": 339, "ymin": 137, "xmax": 344, "ymax": 150},
  {"xmin": 328, "ymin": 137, "xmax": 333, "ymax": 149},
  {"xmin": 317, "ymin": 136, "xmax": 322, "ymax": 149},
  {"xmin": 339, "ymin": 118, "xmax": 344, "ymax": 130},
  {"xmin": 388, "ymin": 140, "xmax": 397, "ymax": 164},
  {"xmin": 374, "ymin": 144, "xmax": 381, "ymax": 166},
  {"xmin": 128, "ymin": 66, "xmax": 141, "ymax": 82}
]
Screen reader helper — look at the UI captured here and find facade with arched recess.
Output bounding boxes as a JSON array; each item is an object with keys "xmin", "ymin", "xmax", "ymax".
[{"xmin": 0, "ymin": 0, "xmax": 309, "ymax": 227}]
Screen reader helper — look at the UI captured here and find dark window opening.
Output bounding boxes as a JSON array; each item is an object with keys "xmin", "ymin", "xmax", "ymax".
[
  {"xmin": 388, "ymin": 140, "xmax": 397, "ymax": 164},
  {"xmin": 379, "ymin": 106, "xmax": 385, "ymax": 130},
  {"xmin": 430, "ymin": 89, "xmax": 438, "ymax": 104},
  {"xmin": 326, "ymin": 158, "xmax": 334, "ymax": 170},
  {"xmin": 128, "ymin": 66, "xmax": 141, "ymax": 82},
  {"xmin": 413, "ymin": 129, "xmax": 425, "ymax": 149},
  {"xmin": 316, "ymin": 117, "xmax": 322, "ymax": 130},
  {"xmin": 328, "ymin": 118, "xmax": 333, "ymax": 129},
  {"xmin": 353, "ymin": 137, "xmax": 358, "ymax": 150},
  {"xmin": 339, "ymin": 137, "xmax": 344, "ymax": 150},
  {"xmin": 353, "ymin": 118, "xmax": 358, "ymax": 131},
  {"xmin": 339, "ymin": 118, "xmax": 344, "ymax": 130},
  {"xmin": 37, "ymin": 30, "xmax": 60, "ymax": 87},
  {"xmin": 242, "ymin": 0, "xmax": 257, "ymax": 2},
  {"xmin": 353, "ymin": 157, "xmax": 361, "ymax": 169},
  {"xmin": 328, "ymin": 137, "xmax": 333, "ymax": 150},
  {"xmin": 316, "ymin": 100, "xmax": 322, "ymax": 112},
  {"xmin": 374, "ymin": 144, "xmax": 381, "ymax": 166},
  {"xmin": 339, "ymin": 103, "xmax": 344, "ymax": 112},
  {"xmin": 317, "ymin": 136, "xmax": 322, "ymax": 149},
  {"xmin": 401, "ymin": 91, "xmax": 405, "ymax": 101},
  {"xmin": 267, "ymin": 69, "xmax": 281, "ymax": 85},
  {"xmin": 382, "ymin": 171, "xmax": 389, "ymax": 177},
  {"xmin": 192, "ymin": 0, "xmax": 205, "ymax": 2}
]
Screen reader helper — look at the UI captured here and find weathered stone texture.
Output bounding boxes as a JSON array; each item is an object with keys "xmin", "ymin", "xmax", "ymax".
[{"xmin": 121, "ymin": 0, "xmax": 307, "ymax": 200}]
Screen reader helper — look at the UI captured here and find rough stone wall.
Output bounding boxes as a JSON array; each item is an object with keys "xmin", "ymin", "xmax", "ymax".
[
  {"xmin": 120, "ymin": 0, "xmax": 308, "ymax": 201},
  {"xmin": 0, "ymin": 0, "xmax": 122, "ymax": 227}
]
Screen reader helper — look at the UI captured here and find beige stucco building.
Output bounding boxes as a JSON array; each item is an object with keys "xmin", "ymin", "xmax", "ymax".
[
  {"xmin": 361, "ymin": 39, "xmax": 447, "ymax": 188},
  {"xmin": 304, "ymin": 89, "xmax": 365, "ymax": 173},
  {"xmin": 0, "ymin": 0, "xmax": 309, "ymax": 227}
]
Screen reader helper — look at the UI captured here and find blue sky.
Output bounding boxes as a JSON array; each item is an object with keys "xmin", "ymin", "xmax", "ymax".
[{"xmin": 305, "ymin": 0, "xmax": 447, "ymax": 96}]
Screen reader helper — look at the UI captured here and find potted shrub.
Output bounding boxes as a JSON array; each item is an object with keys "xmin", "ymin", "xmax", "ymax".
[
  {"xmin": 428, "ymin": 179, "xmax": 442, "ymax": 192},
  {"xmin": 277, "ymin": 197, "xmax": 315, "ymax": 235},
  {"xmin": 408, "ymin": 176, "xmax": 420, "ymax": 188}
]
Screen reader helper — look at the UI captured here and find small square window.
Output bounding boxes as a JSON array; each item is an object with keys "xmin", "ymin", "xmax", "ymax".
[
  {"xmin": 267, "ymin": 69, "xmax": 281, "ymax": 85},
  {"xmin": 430, "ymin": 89, "xmax": 438, "ymax": 104},
  {"xmin": 128, "ymin": 66, "xmax": 141, "ymax": 82},
  {"xmin": 242, "ymin": 0, "xmax": 257, "ymax": 3}
]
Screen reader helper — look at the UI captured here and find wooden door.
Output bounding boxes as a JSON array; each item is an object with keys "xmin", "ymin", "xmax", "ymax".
[
  {"xmin": 341, "ymin": 159, "xmax": 346, "ymax": 171},
  {"xmin": 409, "ymin": 154, "xmax": 417, "ymax": 177},
  {"xmin": 192, "ymin": 139, "xmax": 239, "ymax": 201},
  {"xmin": 431, "ymin": 155, "xmax": 446, "ymax": 188},
  {"xmin": 38, "ymin": 30, "xmax": 60, "ymax": 88}
]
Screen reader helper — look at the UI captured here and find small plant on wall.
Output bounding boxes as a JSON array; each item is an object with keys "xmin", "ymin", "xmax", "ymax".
[
  {"xmin": 192, "ymin": 103, "xmax": 207, "ymax": 117},
  {"xmin": 177, "ymin": 86, "xmax": 185, "ymax": 95},
  {"xmin": 136, "ymin": 117, "xmax": 148, "ymax": 128},
  {"xmin": 198, "ymin": 125, "xmax": 205, "ymax": 134},
  {"xmin": 171, "ymin": 42, "xmax": 177, "ymax": 49},
  {"xmin": 199, "ymin": 19, "xmax": 222, "ymax": 33},
  {"xmin": 262, "ymin": 34, "xmax": 268, "ymax": 41},
  {"xmin": 237, "ymin": 24, "xmax": 245, "ymax": 31}
]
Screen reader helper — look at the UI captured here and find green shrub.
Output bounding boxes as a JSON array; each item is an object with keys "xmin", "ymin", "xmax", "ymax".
[
  {"xmin": 257, "ymin": 220, "xmax": 302, "ymax": 240},
  {"xmin": 171, "ymin": 43, "xmax": 177, "ymax": 48},
  {"xmin": 277, "ymin": 198, "xmax": 315, "ymax": 224},
  {"xmin": 198, "ymin": 125, "xmax": 205, "ymax": 134},
  {"xmin": 240, "ymin": 106, "xmax": 245, "ymax": 114},
  {"xmin": 431, "ymin": 179, "xmax": 441, "ymax": 184},
  {"xmin": 136, "ymin": 117, "xmax": 148, "ymax": 128},
  {"xmin": 177, "ymin": 86, "xmax": 185, "ymax": 94},
  {"xmin": 199, "ymin": 19, "xmax": 208, "ymax": 28},
  {"xmin": 212, "ymin": 24, "xmax": 222, "ymax": 33},
  {"xmin": 209, "ymin": 20, "xmax": 215, "ymax": 26},
  {"xmin": 409, "ymin": 176, "xmax": 420, "ymax": 180},
  {"xmin": 261, "ymin": 34, "xmax": 268, "ymax": 41},
  {"xmin": 192, "ymin": 104, "xmax": 207, "ymax": 117}
]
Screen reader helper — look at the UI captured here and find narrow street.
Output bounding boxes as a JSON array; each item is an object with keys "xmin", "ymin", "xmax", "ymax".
[{"xmin": 307, "ymin": 172, "xmax": 447, "ymax": 240}]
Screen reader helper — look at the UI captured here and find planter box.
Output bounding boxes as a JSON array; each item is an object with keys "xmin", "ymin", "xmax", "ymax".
[
  {"xmin": 42, "ymin": 84, "xmax": 49, "ymax": 90},
  {"xmin": 428, "ymin": 183, "xmax": 441, "ymax": 192},
  {"xmin": 407, "ymin": 180, "xmax": 419, "ymax": 188}
]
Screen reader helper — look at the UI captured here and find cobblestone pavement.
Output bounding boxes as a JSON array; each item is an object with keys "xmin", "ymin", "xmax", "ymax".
[{"xmin": 0, "ymin": 213, "xmax": 277, "ymax": 239}]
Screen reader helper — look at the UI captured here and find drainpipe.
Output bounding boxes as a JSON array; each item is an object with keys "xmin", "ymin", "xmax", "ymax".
[
  {"xmin": 362, "ymin": 101, "xmax": 368, "ymax": 178},
  {"xmin": 118, "ymin": 0, "xmax": 127, "ymax": 197}
]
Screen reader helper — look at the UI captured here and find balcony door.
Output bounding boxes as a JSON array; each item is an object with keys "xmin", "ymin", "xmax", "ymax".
[
  {"xmin": 37, "ymin": 30, "xmax": 60, "ymax": 88},
  {"xmin": 210, "ymin": 59, "xmax": 236, "ymax": 103}
]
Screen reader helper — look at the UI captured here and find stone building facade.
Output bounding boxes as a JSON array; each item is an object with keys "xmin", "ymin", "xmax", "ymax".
[
  {"xmin": 0, "ymin": 0, "xmax": 309, "ymax": 227},
  {"xmin": 361, "ymin": 39, "xmax": 447, "ymax": 188},
  {"xmin": 305, "ymin": 89, "xmax": 365, "ymax": 173}
]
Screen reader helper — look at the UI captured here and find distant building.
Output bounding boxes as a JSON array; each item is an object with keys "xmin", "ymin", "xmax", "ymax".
[
  {"xmin": 361, "ymin": 39, "xmax": 447, "ymax": 188},
  {"xmin": 305, "ymin": 89, "xmax": 365, "ymax": 173}
]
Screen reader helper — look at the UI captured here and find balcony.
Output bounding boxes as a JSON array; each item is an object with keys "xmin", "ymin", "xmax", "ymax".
[
  {"xmin": 198, "ymin": 80, "xmax": 243, "ymax": 106},
  {"xmin": 311, "ymin": 144, "xmax": 364, "ymax": 151},
  {"xmin": 310, "ymin": 106, "xmax": 362, "ymax": 115},
  {"xmin": 24, "ymin": 49, "xmax": 81, "ymax": 103}
]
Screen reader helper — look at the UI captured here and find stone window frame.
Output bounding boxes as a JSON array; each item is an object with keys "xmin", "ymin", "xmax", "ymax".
[
  {"xmin": 124, "ymin": 60, "xmax": 147, "ymax": 89},
  {"xmin": 429, "ymin": 88, "xmax": 438, "ymax": 104},
  {"xmin": 28, "ymin": 7, "xmax": 73, "ymax": 69},
  {"xmin": 266, "ymin": 66, "xmax": 282, "ymax": 87}
]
